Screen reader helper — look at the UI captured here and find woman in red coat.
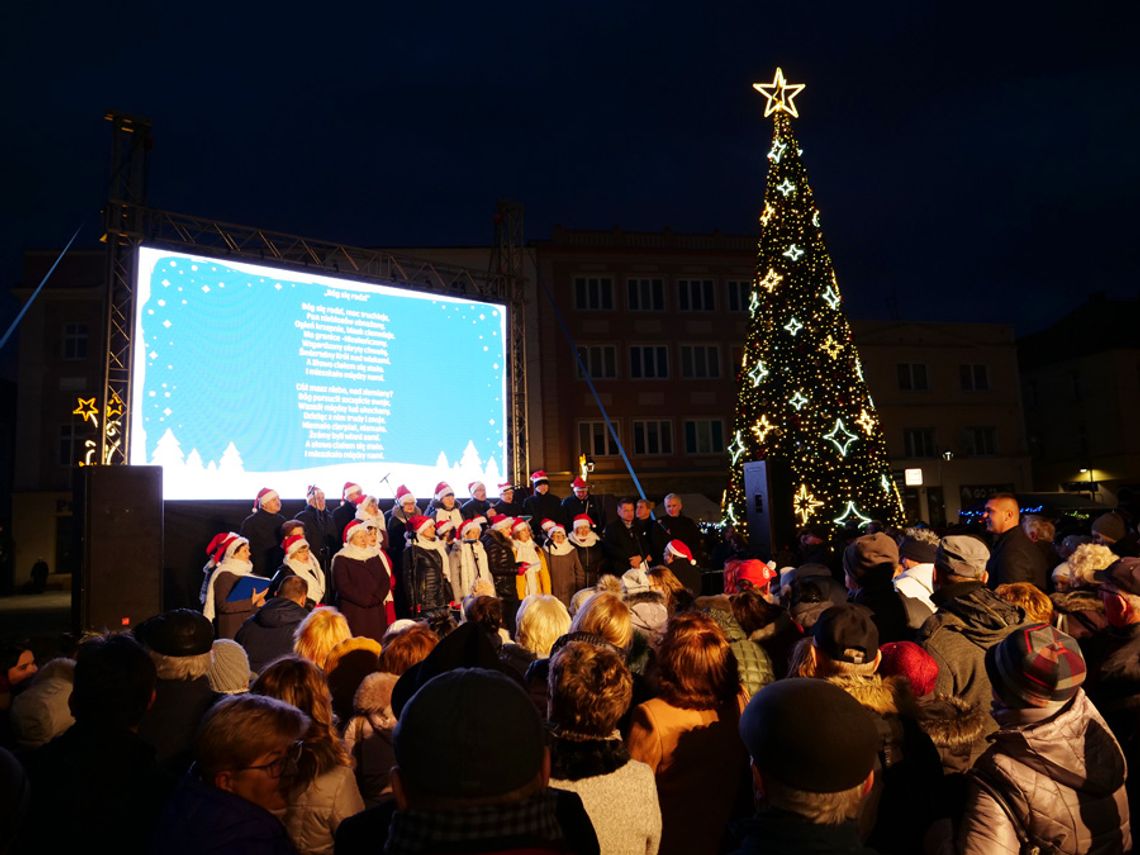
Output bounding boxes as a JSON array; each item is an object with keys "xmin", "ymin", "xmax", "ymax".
[{"xmin": 332, "ymin": 521, "xmax": 391, "ymax": 644}]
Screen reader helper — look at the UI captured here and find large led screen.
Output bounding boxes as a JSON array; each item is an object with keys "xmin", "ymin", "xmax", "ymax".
[{"xmin": 130, "ymin": 246, "xmax": 508, "ymax": 500}]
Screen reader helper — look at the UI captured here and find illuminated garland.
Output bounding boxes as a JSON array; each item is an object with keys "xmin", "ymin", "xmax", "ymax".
[{"xmin": 724, "ymin": 68, "xmax": 902, "ymax": 541}]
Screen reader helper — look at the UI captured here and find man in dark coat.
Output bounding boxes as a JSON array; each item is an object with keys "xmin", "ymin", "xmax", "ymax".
[
  {"xmin": 603, "ymin": 498, "xmax": 651, "ymax": 575},
  {"xmin": 402, "ymin": 516, "xmax": 453, "ymax": 621},
  {"xmin": 522, "ymin": 470, "xmax": 564, "ymax": 539},
  {"xmin": 844, "ymin": 532, "xmax": 931, "ymax": 643},
  {"xmin": 659, "ymin": 493, "xmax": 708, "ymax": 567},
  {"xmin": 293, "ymin": 484, "xmax": 338, "ymax": 574},
  {"xmin": 492, "ymin": 481, "xmax": 524, "ymax": 517},
  {"xmin": 634, "ymin": 499, "xmax": 669, "ymax": 566},
  {"xmin": 239, "ymin": 487, "xmax": 287, "ymax": 578},
  {"xmin": 333, "ymin": 481, "xmax": 366, "ymax": 540},
  {"xmin": 235, "ymin": 576, "xmax": 312, "ymax": 675},
  {"xmin": 461, "ymin": 480, "xmax": 493, "ymax": 519},
  {"xmin": 560, "ymin": 477, "xmax": 605, "ymax": 530},
  {"xmin": 982, "ymin": 493, "xmax": 1049, "ymax": 590}
]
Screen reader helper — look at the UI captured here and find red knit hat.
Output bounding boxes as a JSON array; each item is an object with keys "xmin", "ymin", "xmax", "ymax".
[
  {"xmin": 879, "ymin": 641, "xmax": 939, "ymax": 698},
  {"xmin": 408, "ymin": 515, "xmax": 435, "ymax": 536},
  {"xmin": 282, "ymin": 533, "xmax": 310, "ymax": 558},
  {"xmin": 395, "ymin": 484, "xmax": 415, "ymax": 505},
  {"xmin": 253, "ymin": 487, "xmax": 278, "ymax": 511},
  {"xmin": 206, "ymin": 531, "xmax": 246, "ymax": 563},
  {"xmin": 734, "ymin": 559, "xmax": 777, "ymax": 592},
  {"xmin": 343, "ymin": 520, "xmax": 367, "ymax": 544},
  {"xmin": 434, "ymin": 482, "xmax": 454, "ymax": 501}
]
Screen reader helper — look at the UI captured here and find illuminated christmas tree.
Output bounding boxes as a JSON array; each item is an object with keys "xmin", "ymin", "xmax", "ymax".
[{"xmin": 724, "ymin": 68, "xmax": 902, "ymax": 540}]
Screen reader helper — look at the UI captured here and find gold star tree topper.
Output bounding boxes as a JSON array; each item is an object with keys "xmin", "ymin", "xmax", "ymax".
[{"xmin": 753, "ymin": 67, "xmax": 806, "ymax": 118}]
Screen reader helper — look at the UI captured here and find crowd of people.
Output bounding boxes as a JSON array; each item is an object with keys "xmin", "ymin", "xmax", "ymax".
[{"xmin": 2, "ymin": 478, "xmax": 1140, "ymax": 854}]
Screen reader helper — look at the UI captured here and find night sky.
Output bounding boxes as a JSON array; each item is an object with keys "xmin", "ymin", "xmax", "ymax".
[{"xmin": 3, "ymin": 1, "xmax": 1137, "ymax": 335}]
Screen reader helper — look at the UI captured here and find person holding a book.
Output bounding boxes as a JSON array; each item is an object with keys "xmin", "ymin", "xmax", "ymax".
[{"xmin": 203, "ymin": 531, "xmax": 269, "ymax": 639}]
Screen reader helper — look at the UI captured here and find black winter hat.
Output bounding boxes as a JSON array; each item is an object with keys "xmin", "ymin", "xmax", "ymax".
[
  {"xmin": 813, "ymin": 604, "xmax": 879, "ymax": 666},
  {"xmin": 134, "ymin": 609, "xmax": 213, "ymax": 657},
  {"xmin": 740, "ymin": 678, "xmax": 879, "ymax": 793}
]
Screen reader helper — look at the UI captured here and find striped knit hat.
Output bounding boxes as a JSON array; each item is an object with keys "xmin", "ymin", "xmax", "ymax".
[{"xmin": 985, "ymin": 624, "xmax": 1086, "ymax": 709}]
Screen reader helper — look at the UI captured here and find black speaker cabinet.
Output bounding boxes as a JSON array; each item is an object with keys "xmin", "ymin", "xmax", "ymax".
[
  {"xmin": 742, "ymin": 459, "xmax": 793, "ymax": 558},
  {"xmin": 73, "ymin": 465, "xmax": 163, "ymax": 632}
]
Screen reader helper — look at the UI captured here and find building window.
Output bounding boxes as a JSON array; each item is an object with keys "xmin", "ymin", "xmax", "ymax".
[
  {"xmin": 62, "ymin": 323, "xmax": 88, "ymax": 361},
  {"xmin": 680, "ymin": 345, "xmax": 721, "ymax": 379},
  {"xmin": 630, "ymin": 345, "xmax": 669, "ymax": 379},
  {"xmin": 575, "ymin": 345, "xmax": 617, "ymax": 380},
  {"xmin": 573, "ymin": 276, "xmax": 613, "ymax": 311},
  {"xmin": 633, "ymin": 420, "xmax": 673, "ymax": 455},
  {"xmin": 903, "ymin": 428, "xmax": 937, "ymax": 458},
  {"xmin": 961, "ymin": 426, "xmax": 997, "ymax": 456},
  {"xmin": 627, "ymin": 278, "xmax": 664, "ymax": 311},
  {"xmin": 677, "ymin": 279, "xmax": 715, "ymax": 311},
  {"xmin": 960, "ymin": 364, "xmax": 990, "ymax": 391},
  {"xmin": 726, "ymin": 280, "xmax": 750, "ymax": 312},
  {"xmin": 897, "ymin": 363, "xmax": 929, "ymax": 391},
  {"xmin": 578, "ymin": 420, "xmax": 619, "ymax": 457},
  {"xmin": 58, "ymin": 424, "xmax": 80, "ymax": 466},
  {"xmin": 684, "ymin": 419, "xmax": 725, "ymax": 454}
]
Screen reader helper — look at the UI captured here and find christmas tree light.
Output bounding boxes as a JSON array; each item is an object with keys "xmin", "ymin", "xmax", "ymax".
[{"xmin": 724, "ymin": 68, "xmax": 902, "ymax": 542}]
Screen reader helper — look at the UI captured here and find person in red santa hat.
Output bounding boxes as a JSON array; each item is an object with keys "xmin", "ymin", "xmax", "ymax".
[
  {"xmin": 543, "ymin": 521, "xmax": 585, "ymax": 607},
  {"xmin": 401, "ymin": 515, "xmax": 454, "ymax": 623},
  {"xmin": 355, "ymin": 495, "xmax": 390, "ymax": 553},
  {"xmin": 460, "ymin": 481, "xmax": 492, "ymax": 520},
  {"xmin": 333, "ymin": 481, "xmax": 366, "ymax": 543},
  {"xmin": 239, "ymin": 488, "xmax": 287, "ymax": 578},
  {"xmin": 269, "ymin": 532, "xmax": 327, "ymax": 606},
  {"xmin": 332, "ymin": 520, "xmax": 391, "ymax": 643},
  {"xmin": 424, "ymin": 482, "xmax": 463, "ymax": 530},
  {"xmin": 568, "ymin": 514, "xmax": 606, "ymax": 589},
  {"xmin": 202, "ymin": 532, "xmax": 267, "ymax": 639},
  {"xmin": 450, "ymin": 516, "xmax": 491, "ymax": 599},
  {"xmin": 561, "ymin": 477, "xmax": 605, "ymax": 531},
  {"xmin": 511, "ymin": 517, "xmax": 551, "ymax": 601},
  {"xmin": 491, "ymin": 481, "xmax": 523, "ymax": 518},
  {"xmin": 292, "ymin": 485, "xmax": 339, "ymax": 579},
  {"xmin": 482, "ymin": 515, "xmax": 523, "ymax": 635},
  {"xmin": 522, "ymin": 470, "xmax": 564, "ymax": 540},
  {"xmin": 663, "ymin": 539, "xmax": 703, "ymax": 595}
]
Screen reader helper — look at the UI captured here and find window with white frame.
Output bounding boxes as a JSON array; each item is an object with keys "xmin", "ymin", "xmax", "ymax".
[
  {"xmin": 575, "ymin": 345, "xmax": 617, "ymax": 380},
  {"xmin": 633, "ymin": 420, "xmax": 673, "ymax": 455},
  {"xmin": 573, "ymin": 276, "xmax": 614, "ymax": 311},
  {"xmin": 677, "ymin": 279, "xmax": 715, "ymax": 311},
  {"xmin": 629, "ymin": 345, "xmax": 669, "ymax": 379},
  {"xmin": 579, "ymin": 420, "xmax": 619, "ymax": 457},
  {"xmin": 627, "ymin": 278, "xmax": 664, "ymax": 311},
  {"xmin": 680, "ymin": 345, "xmax": 721, "ymax": 379},
  {"xmin": 725, "ymin": 280, "xmax": 750, "ymax": 312},
  {"xmin": 684, "ymin": 419, "xmax": 725, "ymax": 454}
]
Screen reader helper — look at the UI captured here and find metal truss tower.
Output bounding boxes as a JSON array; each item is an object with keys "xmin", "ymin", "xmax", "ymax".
[{"xmin": 490, "ymin": 200, "xmax": 528, "ymax": 482}]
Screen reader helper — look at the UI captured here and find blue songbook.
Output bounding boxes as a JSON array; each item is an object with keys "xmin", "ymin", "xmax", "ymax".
[{"xmin": 226, "ymin": 575, "xmax": 271, "ymax": 602}]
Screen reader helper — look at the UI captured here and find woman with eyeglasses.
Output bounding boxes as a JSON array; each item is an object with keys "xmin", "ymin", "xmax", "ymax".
[
  {"xmin": 253, "ymin": 656, "xmax": 364, "ymax": 855},
  {"xmin": 153, "ymin": 693, "xmax": 310, "ymax": 854}
]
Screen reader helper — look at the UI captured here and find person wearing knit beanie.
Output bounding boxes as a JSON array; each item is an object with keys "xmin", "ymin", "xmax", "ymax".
[{"xmin": 207, "ymin": 639, "xmax": 251, "ymax": 695}]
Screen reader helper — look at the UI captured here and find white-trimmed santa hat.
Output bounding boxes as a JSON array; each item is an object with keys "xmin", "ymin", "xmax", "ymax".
[
  {"xmin": 666, "ymin": 540, "xmax": 694, "ymax": 563},
  {"xmin": 408, "ymin": 514, "xmax": 435, "ymax": 536},
  {"xmin": 540, "ymin": 518, "xmax": 558, "ymax": 534},
  {"xmin": 530, "ymin": 470, "xmax": 549, "ymax": 485},
  {"xmin": 547, "ymin": 522, "xmax": 566, "ymax": 537},
  {"xmin": 468, "ymin": 481, "xmax": 485, "ymax": 495},
  {"xmin": 343, "ymin": 482, "xmax": 364, "ymax": 503},
  {"xmin": 343, "ymin": 519, "xmax": 368, "ymax": 544},
  {"xmin": 206, "ymin": 531, "xmax": 248, "ymax": 563},
  {"xmin": 572, "ymin": 514, "xmax": 594, "ymax": 530},
  {"xmin": 282, "ymin": 533, "xmax": 310, "ymax": 557},
  {"xmin": 254, "ymin": 487, "xmax": 279, "ymax": 511},
  {"xmin": 436, "ymin": 518, "xmax": 455, "ymax": 537},
  {"xmin": 491, "ymin": 515, "xmax": 515, "ymax": 533},
  {"xmin": 395, "ymin": 484, "xmax": 415, "ymax": 506},
  {"xmin": 434, "ymin": 481, "xmax": 454, "ymax": 501},
  {"xmin": 498, "ymin": 481, "xmax": 515, "ymax": 493},
  {"xmin": 512, "ymin": 518, "xmax": 532, "ymax": 535},
  {"xmin": 571, "ymin": 477, "xmax": 588, "ymax": 491},
  {"xmin": 459, "ymin": 517, "xmax": 484, "ymax": 538}
]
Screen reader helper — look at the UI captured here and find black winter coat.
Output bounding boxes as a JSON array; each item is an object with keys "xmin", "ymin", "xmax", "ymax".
[
  {"xmin": 235, "ymin": 596, "xmax": 312, "ymax": 674},
  {"xmin": 293, "ymin": 505, "xmax": 339, "ymax": 570},
  {"xmin": 402, "ymin": 543, "xmax": 453, "ymax": 617},
  {"xmin": 238, "ymin": 509, "xmax": 286, "ymax": 578},
  {"xmin": 561, "ymin": 494, "xmax": 606, "ymax": 530},
  {"xmin": 987, "ymin": 525, "xmax": 1049, "ymax": 590},
  {"xmin": 482, "ymin": 530, "xmax": 521, "ymax": 603},
  {"xmin": 523, "ymin": 491, "xmax": 565, "ymax": 537}
]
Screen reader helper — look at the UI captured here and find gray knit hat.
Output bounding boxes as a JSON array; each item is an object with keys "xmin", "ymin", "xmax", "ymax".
[
  {"xmin": 207, "ymin": 639, "xmax": 250, "ymax": 695},
  {"xmin": 935, "ymin": 535, "xmax": 990, "ymax": 579}
]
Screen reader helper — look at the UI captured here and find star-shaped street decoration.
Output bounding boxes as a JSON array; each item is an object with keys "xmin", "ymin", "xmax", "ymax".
[
  {"xmin": 821, "ymin": 336, "xmax": 843, "ymax": 359},
  {"xmin": 776, "ymin": 178, "xmax": 796, "ymax": 197},
  {"xmin": 748, "ymin": 290, "xmax": 760, "ymax": 313},
  {"xmin": 748, "ymin": 360, "xmax": 769, "ymax": 387},
  {"xmin": 768, "ymin": 139, "xmax": 788, "ymax": 163},
  {"xmin": 856, "ymin": 408, "xmax": 876, "ymax": 436},
  {"xmin": 758, "ymin": 268, "xmax": 783, "ymax": 293},
  {"xmin": 753, "ymin": 67, "xmax": 806, "ymax": 118},
  {"xmin": 821, "ymin": 285, "xmax": 841, "ymax": 309},
  {"xmin": 784, "ymin": 317, "xmax": 804, "ymax": 337},
  {"xmin": 881, "ymin": 474, "xmax": 893, "ymax": 494},
  {"xmin": 752, "ymin": 415, "xmax": 776, "ymax": 443},
  {"xmin": 782, "ymin": 244, "xmax": 805, "ymax": 262},
  {"xmin": 728, "ymin": 430, "xmax": 746, "ymax": 465},
  {"xmin": 105, "ymin": 393, "xmax": 125, "ymax": 420},
  {"xmin": 833, "ymin": 501, "xmax": 872, "ymax": 528},
  {"xmin": 789, "ymin": 390, "xmax": 809, "ymax": 411},
  {"xmin": 73, "ymin": 397, "xmax": 98, "ymax": 424},
  {"xmin": 824, "ymin": 418, "xmax": 859, "ymax": 456},
  {"xmin": 793, "ymin": 484, "xmax": 824, "ymax": 525}
]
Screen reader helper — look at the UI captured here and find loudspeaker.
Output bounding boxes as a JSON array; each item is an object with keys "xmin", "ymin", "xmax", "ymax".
[
  {"xmin": 73, "ymin": 465, "xmax": 163, "ymax": 632},
  {"xmin": 742, "ymin": 459, "xmax": 793, "ymax": 558}
]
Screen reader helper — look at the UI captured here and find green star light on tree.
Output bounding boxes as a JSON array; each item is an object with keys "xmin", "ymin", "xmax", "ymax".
[{"xmin": 723, "ymin": 68, "xmax": 902, "ymax": 541}]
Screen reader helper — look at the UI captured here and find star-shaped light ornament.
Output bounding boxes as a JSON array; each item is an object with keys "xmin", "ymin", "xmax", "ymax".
[
  {"xmin": 784, "ymin": 317, "xmax": 804, "ymax": 337},
  {"xmin": 821, "ymin": 285, "xmax": 841, "ymax": 309},
  {"xmin": 728, "ymin": 431, "xmax": 746, "ymax": 465},
  {"xmin": 783, "ymin": 244, "xmax": 805, "ymax": 262},
  {"xmin": 793, "ymin": 484, "xmax": 824, "ymax": 525},
  {"xmin": 833, "ymin": 501, "xmax": 872, "ymax": 528},
  {"xmin": 856, "ymin": 408, "xmax": 876, "ymax": 436},
  {"xmin": 758, "ymin": 268, "xmax": 783, "ymax": 293},
  {"xmin": 776, "ymin": 179, "xmax": 797, "ymax": 197},
  {"xmin": 821, "ymin": 336, "xmax": 843, "ymax": 359},
  {"xmin": 768, "ymin": 139, "xmax": 788, "ymax": 163},
  {"xmin": 789, "ymin": 390, "xmax": 809, "ymax": 411},
  {"xmin": 73, "ymin": 397, "xmax": 99, "ymax": 424},
  {"xmin": 824, "ymin": 418, "xmax": 859, "ymax": 456},
  {"xmin": 748, "ymin": 290, "xmax": 760, "ymax": 313},
  {"xmin": 748, "ymin": 360, "xmax": 769, "ymax": 387},
  {"xmin": 752, "ymin": 415, "xmax": 776, "ymax": 443},
  {"xmin": 881, "ymin": 474, "xmax": 893, "ymax": 494},
  {"xmin": 105, "ymin": 392, "xmax": 125, "ymax": 420},
  {"xmin": 812, "ymin": 210, "xmax": 821, "ymax": 228},
  {"xmin": 753, "ymin": 67, "xmax": 806, "ymax": 118}
]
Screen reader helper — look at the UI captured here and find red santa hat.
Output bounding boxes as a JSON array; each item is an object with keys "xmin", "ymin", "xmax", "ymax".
[
  {"xmin": 459, "ymin": 518, "xmax": 484, "ymax": 538},
  {"xmin": 571, "ymin": 477, "xmax": 588, "ymax": 491},
  {"xmin": 395, "ymin": 484, "xmax": 415, "ymax": 505},
  {"xmin": 343, "ymin": 519, "xmax": 368, "ymax": 544},
  {"xmin": 408, "ymin": 514, "xmax": 435, "ymax": 536},
  {"xmin": 253, "ymin": 487, "xmax": 278, "ymax": 511},
  {"xmin": 530, "ymin": 470, "xmax": 548, "ymax": 485},
  {"xmin": 206, "ymin": 531, "xmax": 247, "ymax": 564},
  {"xmin": 497, "ymin": 481, "xmax": 515, "ymax": 493},
  {"xmin": 665, "ymin": 540, "xmax": 694, "ymax": 563},
  {"xmin": 436, "ymin": 518, "xmax": 455, "ymax": 537},
  {"xmin": 572, "ymin": 514, "xmax": 594, "ymax": 530},
  {"xmin": 540, "ymin": 518, "xmax": 558, "ymax": 534},
  {"xmin": 434, "ymin": 482, "xmax": 454, "ymax": 501},
  {"xmin": 468, "ymin": 481, "xmax": 485, "ymax": 495},
  {"xmin": 512, "ymin": 518, "xmax": 532, "ymax": 535},
  {"xmin": 282, "ymin": 533, "xmax": 310, "ymax": 558},
  {"xmin": 491, "ymin": 515, "xmax": 515, "ymax": 533},
  {"xmin": 547, "ymin": 522, "xmax": 566, "ymax": 537},
  {"xmin": 343, "ymin": 482, "xmax": 364, "ymax": 503}
]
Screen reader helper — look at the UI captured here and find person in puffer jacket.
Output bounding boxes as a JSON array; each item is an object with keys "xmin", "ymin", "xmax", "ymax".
[
  {"xmin": 960, "ymin": 624, "xmax": 1131, "ymax": 854},
  {"xmin": 696, "ymin": 594, "xmax": 774, "ymax": 700}
]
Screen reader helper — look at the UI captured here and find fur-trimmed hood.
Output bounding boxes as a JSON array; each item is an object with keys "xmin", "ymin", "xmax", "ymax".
[
  {"xmin": 825, "ymin": 672, "xmax": 914, "ymax": 718},
  {"xmin": 916, "ymin": 693, "xmax": 990, "ymax": 750},
  {"xmin": 353, "ymin": 671, "xmax": 399, "ymax": 715}
]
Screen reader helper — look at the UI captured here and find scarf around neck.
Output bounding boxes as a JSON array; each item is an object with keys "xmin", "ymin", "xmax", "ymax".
[{"xmin": 203, "ymin": 557, "xmax": 253, "ymax": 620}]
